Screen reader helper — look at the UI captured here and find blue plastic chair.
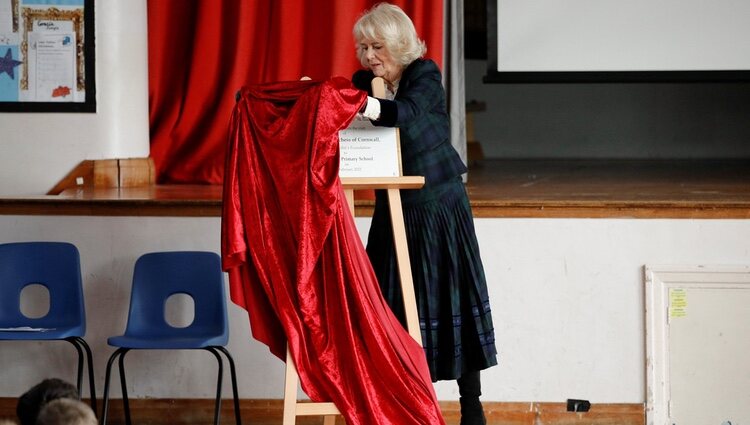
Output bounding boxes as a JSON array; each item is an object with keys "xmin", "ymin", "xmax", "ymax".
[
  {"xmin": 0, "ymin": 241, "xmax": 97, "ymax": 415},
  {"xmin": 100, "ymin": 251, "xmax": 241, "ymax": 425}
]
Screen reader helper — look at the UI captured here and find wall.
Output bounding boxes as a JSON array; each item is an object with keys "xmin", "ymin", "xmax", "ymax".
[
  {"xmin": 1, "ymin": 215, "xmax": 749, "ymax": 403},
  {"xmin": 465, "ymin": 60, "xmax": 750, "ymax": 159},
  {"xmin": 0, "ymin": 1, "xmax": 149, "ymax": 196}
]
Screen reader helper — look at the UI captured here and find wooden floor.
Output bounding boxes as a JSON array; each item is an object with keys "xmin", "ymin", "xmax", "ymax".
[
  {"xmin": 0, "ymin": 398, "xmax": 645, "ymax": 425},
  {"xmin": 1, "ymin": 159, "xmax": 749, "ymax": 218}
]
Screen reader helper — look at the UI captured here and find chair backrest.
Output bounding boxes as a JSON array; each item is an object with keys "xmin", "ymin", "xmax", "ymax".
[
  {"xmin": 123, "ymin": 251, "xmax": 228, "ymax": 343},
  {"xmin": 0, "ymin": 242, "xmax": 85, "ymax": 333}
]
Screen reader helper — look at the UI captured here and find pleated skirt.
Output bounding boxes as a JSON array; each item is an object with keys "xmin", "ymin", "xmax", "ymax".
[{"xmin": 366, "ymin": 176, "xmax": 498, "ymax": 382}]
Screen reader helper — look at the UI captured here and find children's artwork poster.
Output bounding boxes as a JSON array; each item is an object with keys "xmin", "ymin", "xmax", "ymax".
[
  {"xmin": 339, "ymin": 115, "xmax": 402, "ymax": 178},
  {"xmin": 0, "ymin": 0, "xmax": 92, "ymax": 107}
]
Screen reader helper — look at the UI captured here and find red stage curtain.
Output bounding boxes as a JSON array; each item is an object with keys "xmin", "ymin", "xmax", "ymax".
[{"xmin": 148, "ymin": 0, "xmax": 443, "ymax": 184}]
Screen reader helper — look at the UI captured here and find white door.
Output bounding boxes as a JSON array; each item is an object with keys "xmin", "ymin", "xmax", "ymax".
[{"xmin": 645, "ymin": 266, "xmax": 750, "ymax": 425}]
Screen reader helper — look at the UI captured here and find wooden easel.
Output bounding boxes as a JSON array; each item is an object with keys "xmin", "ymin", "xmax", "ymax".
[{"xmin": 282, "ymin": 79, "xmax": 424, "ymax": 425}]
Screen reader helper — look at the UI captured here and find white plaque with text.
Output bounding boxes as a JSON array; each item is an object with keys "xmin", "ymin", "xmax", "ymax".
[{"xmin": 339, "ymin": 115, "xmax": 401, "ymax": 178}]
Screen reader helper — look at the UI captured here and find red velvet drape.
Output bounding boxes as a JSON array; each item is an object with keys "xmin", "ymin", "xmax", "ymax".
[
  {"xmin": 148, "ymin": 1, "xmax": 443, "ymax": 184},
  {"xmin": 222, "ymin": 79, "xmax": 444, "ymax": 423}
]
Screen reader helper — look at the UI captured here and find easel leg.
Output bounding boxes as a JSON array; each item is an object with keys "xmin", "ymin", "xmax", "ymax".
[
  {"xmin": 279, "ymin": 186, "xmax": 421, "ymax": 424},
  {"xmin": 386, "ymin": 188, "xmax": 423, "ymax": 345},
  {"xmin": 344, "ymin": 189, "xmax": 355, "ymax": 216},
  {"xmin": 283, "ymin": 347, "xmax": 298, "ymax": 425}
]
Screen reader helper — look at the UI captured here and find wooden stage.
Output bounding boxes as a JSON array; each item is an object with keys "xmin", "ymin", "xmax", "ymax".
[{"xmin": 1, "ymin": 159, "xmax": 749, "ymax": 218}]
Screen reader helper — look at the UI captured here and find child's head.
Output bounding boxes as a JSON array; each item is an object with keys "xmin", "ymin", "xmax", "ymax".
[
  {"xmin": 16, "ymin": 379, "xmax": 79, "ymax": 425},
  {"xmin": 35, "ymin": 398, "xmax": 97, "ymax": 425}
]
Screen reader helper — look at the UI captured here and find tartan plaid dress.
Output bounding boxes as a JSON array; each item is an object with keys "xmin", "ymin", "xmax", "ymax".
[{"xmin": 354, "ymin": 59, "xmax": 498, "ymax": 381}]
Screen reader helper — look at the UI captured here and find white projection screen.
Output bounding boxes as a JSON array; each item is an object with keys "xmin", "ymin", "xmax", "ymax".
[{"xmin": 485, "ymin": 0, "xmax": 750, "ymax": 82}]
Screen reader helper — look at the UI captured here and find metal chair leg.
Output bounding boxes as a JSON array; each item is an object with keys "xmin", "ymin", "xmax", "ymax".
[
  {"xmin": 80, "ymin": 338, "xmax": 98, "ymax": 416},
  {"xmin": 65, "ymin": 336, "xmax": 98, "ymax": 416},
  {"xmin": 65, "ymin": 337, "xmax": 84, "ymax": 396},
  {"xmin": 102, "ymin": 348, "xmax": 128, "ymax": 425},
  {"xmin": 206, "ymin": 347, "xmax": 224, "ymax": 425},
  {"xmin": 216, "ymin": 346, "xmax": 242, "ymax": 425},
  {"xmin": 118, "ymin": 349, "xmax": 132, "ymax": 425},
  {"xmin": 102, "ymin": 347, "xmax": 241, "ymax": 425}
]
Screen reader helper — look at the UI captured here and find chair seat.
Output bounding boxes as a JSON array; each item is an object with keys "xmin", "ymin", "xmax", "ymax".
[
  {"xmin": 108, "ymin": 334, "xmax": 228, "ymax": 350},
  {"xmin": 0, "ymin": 327, "xmax": 84, "ymax": 340}
]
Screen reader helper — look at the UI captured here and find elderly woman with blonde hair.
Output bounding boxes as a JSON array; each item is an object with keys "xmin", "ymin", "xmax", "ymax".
[{"xmin": 351, "ymin": 3, "xmax": 498, "ymax": 425}]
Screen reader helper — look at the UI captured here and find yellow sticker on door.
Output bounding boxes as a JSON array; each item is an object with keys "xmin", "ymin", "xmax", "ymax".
[{"xmin": 669, "ymin": 288, "xmax": 687, "ymax": 318}]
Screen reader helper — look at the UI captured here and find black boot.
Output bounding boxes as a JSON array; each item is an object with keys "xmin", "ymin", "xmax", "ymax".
[{"xmin": 458, "ymin": 370, "xmax": 487, "ymax": 425}]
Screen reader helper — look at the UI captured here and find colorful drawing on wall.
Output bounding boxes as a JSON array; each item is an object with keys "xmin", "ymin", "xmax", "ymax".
[{"xmin": 0, "ymin": 0, "xmax": 94, "ymax": 111}]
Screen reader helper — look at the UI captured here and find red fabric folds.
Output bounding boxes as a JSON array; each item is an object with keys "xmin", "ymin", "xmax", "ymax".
[{"xmin": 221, "ymin": 77, "xmax": 445, "ymax": 425}]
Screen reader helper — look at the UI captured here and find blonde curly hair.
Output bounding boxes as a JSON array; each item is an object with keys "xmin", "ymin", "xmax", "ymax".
[{"xmin": 353, "ymin": 3, "xmax": 426, "ymax": 68}]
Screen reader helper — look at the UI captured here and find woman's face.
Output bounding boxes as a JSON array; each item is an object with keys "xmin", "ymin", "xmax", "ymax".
[{"xmin": 359, "ymin": 39, "xmax": 403, "ymax": 83}]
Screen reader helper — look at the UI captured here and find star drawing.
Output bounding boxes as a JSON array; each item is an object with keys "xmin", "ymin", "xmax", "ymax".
[{"xmin": 0, "ymin": 48, "xmax": 23, "ymax": 80}]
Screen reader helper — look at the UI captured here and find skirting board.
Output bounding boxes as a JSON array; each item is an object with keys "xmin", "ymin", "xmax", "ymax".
[{"xmin": 0, "ymin": 398, "xmax": 644, "ymax": 425}]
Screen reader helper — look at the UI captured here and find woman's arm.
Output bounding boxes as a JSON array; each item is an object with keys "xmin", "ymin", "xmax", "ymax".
[{"xmin": 371, "ymin": 60, "xmax": 444, "ymax": 128}]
